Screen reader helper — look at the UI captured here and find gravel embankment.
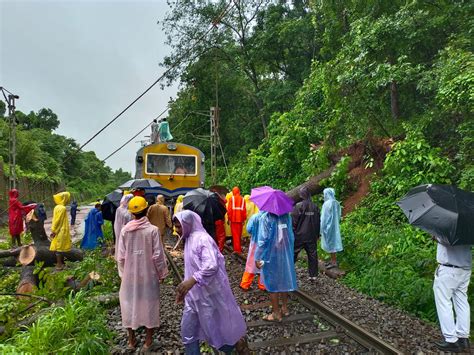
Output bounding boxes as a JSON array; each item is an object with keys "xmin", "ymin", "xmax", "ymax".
[{"xmin": 108, "ymin": 238, "xmax": 472, "ymax": 354}]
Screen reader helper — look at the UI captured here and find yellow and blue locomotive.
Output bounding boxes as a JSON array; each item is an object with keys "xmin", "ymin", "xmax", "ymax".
[{"xmin": 134, "ymin": 142, "xmax": 205, "ymax": 198}]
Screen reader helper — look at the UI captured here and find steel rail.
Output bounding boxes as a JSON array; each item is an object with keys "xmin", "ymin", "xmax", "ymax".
[
  {"xmin": 226, "ymin": 246, "xmax": 403, "ymax": 354},
  {"xmin": 164, "ymin": 249, "xmax": 183, "ymax": 283}
]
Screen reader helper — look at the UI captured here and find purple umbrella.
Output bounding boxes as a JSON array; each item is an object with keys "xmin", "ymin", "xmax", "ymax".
[{"xmin": 250, "ymin": 186, "xmax": 294, "ymax": 216}]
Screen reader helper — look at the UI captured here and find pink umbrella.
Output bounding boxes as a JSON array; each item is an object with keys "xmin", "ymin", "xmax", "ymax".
[{"xmin": 249, "ymin": 186, "xmax": 294, "ymax": 216}]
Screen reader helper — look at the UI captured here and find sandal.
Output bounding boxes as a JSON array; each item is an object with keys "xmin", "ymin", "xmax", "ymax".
[
  {"xmin": 142, "ymin": 342, "xmax": 153, "ymax": 352},
  {"xmin": 325, "ymin": 263, "xmax": 337, "ymax": 270},
  {"xmin": 281, "ymin": 309, "xmax": 290, "ymax": 317},
  {"xmin": 263, "ymin": 312, "xmax": 282, "ymax": 322},
  {"xmin": 127, "ymin": 338, "xmax": 137, "ymax": 351}
]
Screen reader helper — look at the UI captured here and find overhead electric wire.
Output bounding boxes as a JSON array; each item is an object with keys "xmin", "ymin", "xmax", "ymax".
[
  {"xmin": 72, "ymin": 0, "xmax": 235, "ymax": 158},
  {"xmin": 0, "ymin": 0, "xmax": 235, "ymax": 217},
  {"xmin": 102, "ymin": 107, "xmax": 169, "ymax": 162}
]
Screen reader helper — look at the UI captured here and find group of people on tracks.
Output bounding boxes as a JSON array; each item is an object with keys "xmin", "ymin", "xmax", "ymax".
[{"xmin": 6, "ymin": 182, "xmax": 471, "ymax": 353}]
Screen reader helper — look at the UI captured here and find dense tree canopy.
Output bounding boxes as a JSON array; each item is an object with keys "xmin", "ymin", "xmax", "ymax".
[
  {"xmin": 0, "ymin": 106, "xmax": 131, "ymax": 200},
  {"xmin": 160, "ymin": 0, "xmax": 474, "ymax": 326}
]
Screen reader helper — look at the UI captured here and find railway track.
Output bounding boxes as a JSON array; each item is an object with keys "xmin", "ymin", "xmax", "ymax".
[{"xmin": 164, "ymin": 235, "xmax": 403, "ymax": 354}]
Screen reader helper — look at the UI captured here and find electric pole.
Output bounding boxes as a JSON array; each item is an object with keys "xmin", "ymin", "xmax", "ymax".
[
  {"xmin": 210, "ymin": 106, "xmax": 218, "ymax": 185},
  {"xmin": 1, "ymin": 87, "xmax": 19, "ymax": 190}
]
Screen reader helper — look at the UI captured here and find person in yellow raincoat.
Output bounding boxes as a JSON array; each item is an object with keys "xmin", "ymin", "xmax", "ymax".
[
  {"xmin": 50, "ymin": 191, "xmax": 72, "ymax": 270},
  {"xmin": 224, "ymin": 192, "xmax": 232, "ymax": 238},
  {"xmin": 173, "ymin": 195, "xmax": 184, "ymax": 236},
  {"xmin": 242, "ymin": 195, "xmax": 258, "ymax": 238}
]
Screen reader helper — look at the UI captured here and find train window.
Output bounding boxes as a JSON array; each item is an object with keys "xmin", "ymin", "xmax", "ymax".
[{"xmin": 145, "ymin": 154, "xmax": 197, "ymax": 175}]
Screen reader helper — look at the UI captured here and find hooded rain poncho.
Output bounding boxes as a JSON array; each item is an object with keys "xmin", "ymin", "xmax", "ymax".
[
  {"xmin": 81, "ymin": 207, "xmax": 104, "ymax": 249},
  {"xmin": 158, "ymin": 121, "xmax": 173, "ymax": 142},
  {"xmin": 254, "ymin": 212, "xmax": 297, "ymax": 293},
  {"xmin": 50, "ymin": 192, "xmax": 72, "ymax": 252},
  {"xmin": 174, "ymin": 210, "xmax": 246, "ymax": 349},
  {"xmin": 117, "ymin": 216, "xmax": 168, "ymax": 329},
  {"xmin": 242, "ymin": 195, "xmax": 258, "ymax": 237},
  {"xmin": 114, "ymin": 194, "xmax": 133, "ymax": 260},
  {"xmin": 244, "ymin": 212, "xmax": 263, "ymax": 274},
  {"xmin": 320, "ymin": 188, "xmax": 343, "ymax": 253},
  {"xmin": 173, "ymin": 195, "xmax": 184, "ymax": 236},
  {"xmin": 8, "ymin": 189, "xmax": 36, "ymax": 236}
]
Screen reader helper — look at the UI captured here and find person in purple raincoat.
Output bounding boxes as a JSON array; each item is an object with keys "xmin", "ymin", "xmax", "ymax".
[{"xmin": 173, "ymin": 210, "xmax": 250, "ymax": 355}]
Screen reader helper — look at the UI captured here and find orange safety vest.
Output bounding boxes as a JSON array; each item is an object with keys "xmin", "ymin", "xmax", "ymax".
[{"xmin": 227, "ymin": 187, "xmax": 247, "ymax": 223}]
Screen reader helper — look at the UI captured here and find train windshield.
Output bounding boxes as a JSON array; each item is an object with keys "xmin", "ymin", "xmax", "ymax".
[{"xmin": 145, "ymin": 154, "xmax": 197, "ymax": 175}]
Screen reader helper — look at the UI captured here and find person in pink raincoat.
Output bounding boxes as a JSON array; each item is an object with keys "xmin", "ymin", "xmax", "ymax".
[
  {"xmin": 173, "ymin": 210, "xmax": 249, "ymax": 355},
  {"xmin": 114, "ymin": 194, "xmax": 133, "ymax": 263},
  {"xmin": 117, "ymin": 196, "xmax": 169, "ymax": 351}
]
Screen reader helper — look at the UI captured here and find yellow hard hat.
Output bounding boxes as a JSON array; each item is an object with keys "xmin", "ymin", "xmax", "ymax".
[{"xmin": 128, "ymin": 196, "xmax": 148, "ymax": 213}]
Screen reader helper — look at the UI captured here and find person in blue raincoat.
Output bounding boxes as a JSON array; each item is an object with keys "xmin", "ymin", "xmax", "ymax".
[
  {"xmin": 158, "ymin": 118, "xmax": 173, "ymax": 143},
  {"xmin": 255, "ymin": 212, "xmax": 297, "ymax": 322},
  {"xmin": 81, "ymin": 203, "xmax": 104, "ymax": 249},
  {"xmin": 320, "ymin": 188, "xmax": 342, "ymax": 268}
]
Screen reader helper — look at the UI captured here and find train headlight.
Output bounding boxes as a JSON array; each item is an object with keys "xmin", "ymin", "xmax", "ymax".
[{"xmin": 167, "ymin": 143, "xmax": 177, "ymax": 151}]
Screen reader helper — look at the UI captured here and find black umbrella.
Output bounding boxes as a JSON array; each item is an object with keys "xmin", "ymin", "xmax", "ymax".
[
  {"xmin": 397, "ymin": 184, "xmax": 474, "ymax": 245},
  {"xmin": 101, "ymin": 189, "xmax": 122, "ymax": 221},
  {"xmin": 119, "ymin": 179, "xmax": 161, "ymax": 190},
  {"xmin": 183, "ymin": 188, "xmax": 227, "ymax": 237}
]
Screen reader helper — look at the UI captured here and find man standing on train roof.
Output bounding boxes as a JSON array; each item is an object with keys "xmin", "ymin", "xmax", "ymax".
[
  {"xmin": 173, "ymin": 210, "xmax": 250, "ymax": 355},
  {"xmin": 147, "ymin": 195, "xmax": 172, "ymax": 244},
  {"xmin": 227, "ymin": 186, "xmax": 246, "ymax": 254},
  {"xmin": 158, "ymin": 118, "xmax": 173, "ymax": 143},
  {"xmin": 433, "ymin": 240, "xmax": 472, "ymax": 352},
  {"xmin": 150, "ymin": 119, "xmax": 159, "ymax": 144},
  {"xmin": 291, "ymin": 187, "xmax": 320, "ymax": 280}
]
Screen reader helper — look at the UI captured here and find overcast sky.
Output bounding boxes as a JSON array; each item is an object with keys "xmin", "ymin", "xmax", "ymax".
[{"xmin": 0, "ymin": 0, "xmax": 178, "ymax": 174}]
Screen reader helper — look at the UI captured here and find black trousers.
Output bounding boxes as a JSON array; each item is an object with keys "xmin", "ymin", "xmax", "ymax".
[{"xmin": 294, "ymin": 240, "xmax": 318, "ymax": 277}]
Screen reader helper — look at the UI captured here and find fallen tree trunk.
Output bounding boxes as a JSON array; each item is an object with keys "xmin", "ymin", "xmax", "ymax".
[
  {"xmin": 287, "ymin": 143, "xmax": 371, "ymax": 203},
  {"xmin": 0, "ymin": 248, "xmax": 21, "ymax": 258},
  {"xmin": 1, "ymin": 257, "xmax": 19, "ymax": 267},
  {"xmin": 19, "ymin": 245, "xmax": 83, "ymax": 266},
  {"xmin": 286, "ymin": 165, "xmax": 336, "ymax": 203},
  {"xmin": 16, "ymin": 266, "xmax": 38, "ymax": 294}
]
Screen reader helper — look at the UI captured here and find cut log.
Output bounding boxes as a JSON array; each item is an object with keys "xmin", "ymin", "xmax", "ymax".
[
  {"xmin": 66, "ymin": 272, "xmax": 101, "ymax": 292},
  {"xmin": 18, "ymin": 245, "xmax": 84, "ymax": 266},
  {"xmin": 26, "ymin": 212, "xmax": 50, "ymax": 246},
  {"xmin": 16, "ymin": 265, "xmax": 38, "ymax": 295}
]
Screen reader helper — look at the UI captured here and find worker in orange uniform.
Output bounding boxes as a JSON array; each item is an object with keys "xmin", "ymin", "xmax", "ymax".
[{"xmin": 227, "ymin": 187, "xmax": 246, "ymax": 254}]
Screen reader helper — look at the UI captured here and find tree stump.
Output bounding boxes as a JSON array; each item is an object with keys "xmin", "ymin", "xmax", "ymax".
[{"xmin": 16, "ymin": 265, "xmax": 38, "ymax": 295}]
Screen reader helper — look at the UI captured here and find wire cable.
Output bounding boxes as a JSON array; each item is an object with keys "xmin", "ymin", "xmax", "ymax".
[{"xmin": 0, "ymin": 0, "xmax": 235, "ymax": 216}]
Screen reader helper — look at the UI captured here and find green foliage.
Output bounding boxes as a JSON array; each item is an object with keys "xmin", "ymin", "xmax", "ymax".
[
  {"xmin": 0, "ymin": 269, "xmax": 20, "ymax": 293},
  {"xmin": 0, "ymin": 106, "xmax": 132, "ymax": 201},
  {"xmin": 320, "ymin": 155, "xmax": 351, "ymax": 200},
  {"xmin": 0, "ymin": 292, "xmax": 113, "ymax": 354},
  {"xmin": 377, "ymin": 127, "xmax": 454, "ymax": 196}
]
